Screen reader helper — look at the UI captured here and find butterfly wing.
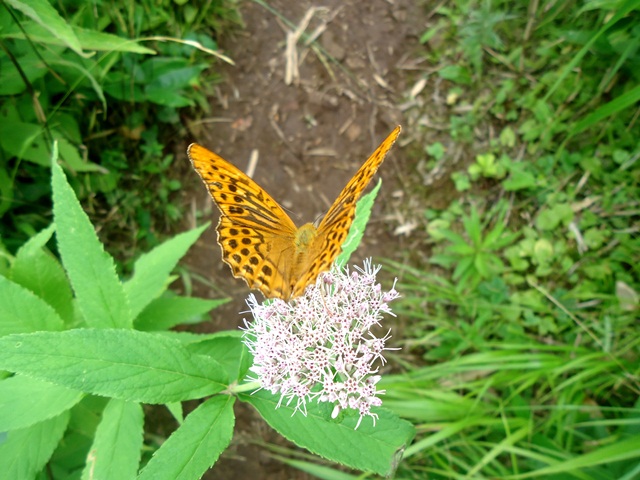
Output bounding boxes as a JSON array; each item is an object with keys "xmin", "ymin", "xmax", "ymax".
[
  {"xmin": 290, "ymin": 126, "xmax": 401, "ymax": 297},
  {"xmin": 188, "ymin": 143, "xmax": 299, "ymax": 298}
]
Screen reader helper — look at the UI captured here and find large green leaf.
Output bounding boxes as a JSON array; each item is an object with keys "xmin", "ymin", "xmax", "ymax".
[
  {"xmin": 0, "ymin": 329, "xmax": 228, "ymax": 403},
  {"xmin": 0, "ymin": 275, "xmax": 65, "ymax": 336},
  {"xmin": 81, "ymin": 400, "xmax": 144, "ymax": 480},
  {"xmin": 0, "ymin": 412, "xmax": 70, "ymax": 478},
  {"xmin": 137, "ymin": 396, "xmax": 235, "ymax": 480},
  {"xmin": 124, "ymin": 224, "xmax": 208, "ymax": 319},
  {"xmin": 0, "ymin": 375, "xmax": 82, "ymax": 431},
  {"xmin": 241, "ymin": 389, "xmax": 415, "ymax": 476},
  {"xmin": 52, "ymin": 148, "xmax": 132, "ymax": 328}
]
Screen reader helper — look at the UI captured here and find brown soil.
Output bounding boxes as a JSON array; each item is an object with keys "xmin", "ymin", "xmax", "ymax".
[{"xmin": 179, "ymin": 0, "xmax": 429, "ymax": 477}]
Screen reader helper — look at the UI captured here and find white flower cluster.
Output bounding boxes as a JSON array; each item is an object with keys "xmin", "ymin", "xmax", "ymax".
[{"xmin": 242, "ymin": 260, "xmax": 399, "ymax": 429}]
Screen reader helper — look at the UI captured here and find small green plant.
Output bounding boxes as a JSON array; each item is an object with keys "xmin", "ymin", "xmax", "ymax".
[{"xmin": 429, "ymin": 202, "xmax": 520, "ymax": 289}]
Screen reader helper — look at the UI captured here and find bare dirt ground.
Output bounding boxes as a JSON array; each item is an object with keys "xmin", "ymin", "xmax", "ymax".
[{"xmin": 178, "ymin": 0, "xmax": 430, "ymax": 477}]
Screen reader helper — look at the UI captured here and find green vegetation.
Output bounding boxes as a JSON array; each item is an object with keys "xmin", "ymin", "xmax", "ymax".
[
  {"xmin": 0, "ymin": 0, "xmax": 238, "ymax": 266},
  {"xmin": 379, "ymin": 1, "xmax": 640, "ymax": 478}
]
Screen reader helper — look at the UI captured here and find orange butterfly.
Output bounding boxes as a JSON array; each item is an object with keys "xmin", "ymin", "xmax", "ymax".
[{"xmin": 188, "ymin": 126, "xmax": 400, "ymax": 300}]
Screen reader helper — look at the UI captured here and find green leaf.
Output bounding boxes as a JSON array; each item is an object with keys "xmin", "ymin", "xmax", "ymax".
[
  {"xmin": 0, "ymin": 329, "xmax": 228, "ymax": 403},
  {"xmin": 0, "ymin": 275, "xmax": 65, "ymax": 336},
  {"xmin": 57, "ymin": 135, "xmax": 104, "ymax": 172},
  {"xmin": 187, "ymin": 334, "xmax": 252, "ymax": 383},
  {"xmin": 5, "ymin": 22, "xmax": 154, "ymax": 54},
  {"xmin": 0, "ymin": 122, "xmax": 50, "ymax": 166},
  {"xmin": 52, "ymin": 150, "xmax": 132, "ymax": 328},
  {"xmin": 336, "ymin": 180, "xmax": 381, "ymax": 267},
  {"xmin": 0, "ymin": 52, "xmax": 48, "ymax": 95},
  {"xmin": 571, "ymin": 83, "xmax": 640, "ymax": 136},
  {"xmin": 425, "ymin": 142, "xmax": 445, "ymax": 160},
  {"xmin": 0, "ymin": 166, "xmax": 13, "ymax": 216},
  {"xmin": 0, "ymin": 122, "xmax": 101, "ymax": 170},
  {"xmin": 503, "ymin": 163, "xmax": 536, "ymax": 191},
  {"xmin": 138, "ymin": 396, "xmax": 235, "ymax": 480},
  {"xmin": 523, "ymin": 435, "xmax": 640, "ymax": 477},
  {"xmin": 81, "ymin": 400, "xmax": 143, "ymax": 480},
  {"xmin": 438, "ymin": 65, "xmax": 472, "ymax": 85},
  {"xmin": 0, "ymin": 375, "xmax": 82, "ymax": 431},
  {"xmin": 49, "ymin": 60, "xmax": 107, "ymax": 113},
  {"xmin": 145, "ymin": 89, "xmax": 194, "ymax": 108},
  {"xmin": 134, "ymin": 295, "xmax": 229, "ymax": 331},
  {"xmin": 241, "ymin": 390, "xmax": 415, "ymax": 476},
  {"xmin": 451, "ymin": 171, "xmax": 471, "ymax": 191},
  {"xmin": 11, "ymin": 226, "xmax": 75, "ymax": 325},
  {"xmin": 499, "ymin": 126, "xmax": 516, "ymax": 147},
  {"xmin": 0, "ymin": 412, "xmax": 70, "ymax": 478},
  {"xmin": 124, "ymin": 225, "xmax": 208, "ymax": 319},
  {"xmin": 74, "ymin": 26, "xmax": 154, "ymax": 54},
  {"xmin": 533, "ymin": 239, "xmax": 554, "ymax": 264},
  {"xmin": 543, "ymin": 0, "xmax": 640, "ymax": 102},
  {"xmin": 5, "ymin": 0, "xmax": 83, "ymax": 56},
  {"xmin": 535, "ymin": 204, "xmax": 574, "ymax": 231}
]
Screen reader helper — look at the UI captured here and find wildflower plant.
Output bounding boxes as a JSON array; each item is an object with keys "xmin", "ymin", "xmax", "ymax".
[
  {"xmin": 242, "ymin": 260, "xmax": 399, "ymax": 429},
  {"xmin": 0, "ymin": 148, "xmax": 415, "ymax": 479}
]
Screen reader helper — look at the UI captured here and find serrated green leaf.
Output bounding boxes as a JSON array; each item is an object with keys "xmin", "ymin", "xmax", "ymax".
[
  {"xmin": 0, "ymin": 412, "xmax": 70, "ymax": 478},
  {"xmin": 0, "ymin": 275, "xmax": 65, "ymax": 336},
  {"xmin": 187, "ymin": 334, "xmax": 252, "ymax": 383},
  {"xmin": 81, "ymin": 400, "xmax": 143, "ymax": 480},
  {"xmin": 0, "ymin": 329, "xmax": 228, "ymax": 403},
  {"xmin": 124, "ymin": 224, "xmax": 208, "ymax": 319},
  {"xmin": 11, "ymin": 226, "xmax": 75, "ymax": 325},
  {"xmin": 51, "ymin": 150, "xmax": 132, "ymax": 328},
  {"xmin": 0, "ymin": 375, "xmax": 82, "ymax": 431},
  {"xmin": 241, "ymin": 390, "xmax": 415, "ymax": 476},
  {"xmin": 135, "ymin": 295, "xmax": 229, "ymax": 331},
  {"xmin": 138, "ymin": 396, "xmax": 235, "ymax": 480},
  {"xmin": 335, "ymin": 180, "xmax": 381, "ymax": 267}
]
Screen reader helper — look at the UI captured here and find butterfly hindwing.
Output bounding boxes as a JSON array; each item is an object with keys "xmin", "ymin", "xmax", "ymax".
[{"xmin": 217, "ymin": 216, "xmax": 296, "ymax": 298}]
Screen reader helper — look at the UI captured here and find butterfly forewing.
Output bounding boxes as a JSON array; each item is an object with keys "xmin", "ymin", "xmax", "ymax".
[
  {"xmin": 188, "ymin": 143, "xmax": 299, "ymax": 298},
  {"xmin": 290, "ymin": 126, "xmax": 402, "ymax": 296},
  {"xmin": 188, "ymin": 144, "xmax": 297, "ymax": 234},
  {"xmin": 319, "ymin": 126, "xmax": 401, "ymax": 230}
]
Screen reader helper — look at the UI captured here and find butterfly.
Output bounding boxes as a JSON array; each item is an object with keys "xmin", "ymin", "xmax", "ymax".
[{"xmin": 188, "ymin": 125, "xmax": 401, "ymax": 300}]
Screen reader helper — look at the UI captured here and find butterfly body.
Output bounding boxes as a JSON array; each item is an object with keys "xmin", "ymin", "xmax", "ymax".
[{"xmin": 188, "ymin": 126, "xmax": 400, "ymax": 300}]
